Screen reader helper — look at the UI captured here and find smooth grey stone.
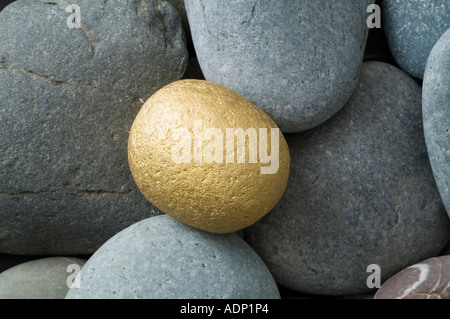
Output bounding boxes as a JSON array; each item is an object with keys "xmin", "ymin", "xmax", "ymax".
[
  {"xmin": 374, "ymin": 256, "xmax": 450, "ymax": 299},
  {"xmin": 0, "ymin": 0, "xmax": 187, "ymax": 255},
  {"xmin": 383, "ymin": 0, "xmax": 450, "ymax": 79},
  {"xmin": 244, "ymin": 62, "xmax": 450, "ymax": 296},
  {"xmin": 66, "ymin": 215, "xmax": 280, "ymax": 299},
  {"xmin": 423, "ymin": 28, "xmax": 450, "ymax": 219},
  {"xmin": 184, "ymin": 0, "xmax": 373, "ymax": 133},
  {"xmin": 0, "ymin": 257, "xmax": 86, "ymax": 299}
]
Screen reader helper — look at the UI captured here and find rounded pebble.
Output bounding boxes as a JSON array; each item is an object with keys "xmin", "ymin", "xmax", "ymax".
[
  {"xmin": 185, "ymin": 0, "xmax": 373, "ymax": 132},
  {"xmin": 383, "ymin": 0, "xmax": 450, "ymax": 79},
  {"xmin": 375, "ymin": 256, "xmax": 450, "ymax": 299},
  {"xmin": 128, "ymin": 79, "xmax": 290, "ymax": 233},
  {"xmin": 0, "ymin": 0, "xmax": 187, "ymax": 255},
  {"xmin": 66, "ymin": 215, "xmax": 281, "ymax": 299},
  {"xmin": 423, "ymin": 28, "xmax": 450, "ymax": 219},
  {"xmin": 0, "ymin": 257, "xmax": 86, "ymax": 299},
  {"xmin": 244, "ymin": 61, "xmax": 450, "ymax": 296}
]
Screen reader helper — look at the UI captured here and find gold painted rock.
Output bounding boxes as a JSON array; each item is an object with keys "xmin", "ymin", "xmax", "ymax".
[{"xmin": 128, "ymin": 80, "xmax": 290, "ymax": 233}]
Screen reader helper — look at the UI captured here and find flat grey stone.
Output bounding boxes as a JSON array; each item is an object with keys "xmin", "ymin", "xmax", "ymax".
[
  {"xmin": 374, "ymin": 256, "xmax": 450, "ymax": 299},
  {"xmin": 66, "ymin": 215, "xmax": 280, "ymax": 299},
  {"xmin": 0, "ymin": 0, "xmax": 188, "ymax": 255},
  {"xmin": 244, "ymin": 62, "xmax": 450, "ymax": 296},
  {"xmin": 383, "ymin": 0, "xmax": 450, "ymax": 79},
  {"xmin": 423, "ymin": 28, "xmax": 450, "ymax": 220},
  {"xmin": 0, "ymin": 257, "xmax": 86, "ymax": 299},
  {"xmin": 185, "ymin": 0, "xmax": 373, "ymax": 133}
]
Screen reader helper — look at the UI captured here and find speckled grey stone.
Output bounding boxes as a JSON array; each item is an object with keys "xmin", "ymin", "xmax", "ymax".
[
  {"xmin": 374, "ymin": 256, "xmax": 450, "ymax": 299},
  {"xmin": 0, "ymin": 257, "xmax": 86, "ymax": 299},
  {"xmin": 383, "ymin": 0, "xmax": 450, "ymax": 79},
  {"xmin": 184, "ymin": 0, "xmax": 373, "ymax": 133},
  {"xmin": 66, "ymin": 215, "xmax": 280, "ymax": 299},
  {"xmin": 0, "ymin": 0, "xmax": 187, "ymax": 255},
  {"xmin": 423, "ymin": 28, "xmax": 450, "ymax": 219},
  {"xmin": 244, "ymin": 61, "xmax": 450, "ymax": 296}
]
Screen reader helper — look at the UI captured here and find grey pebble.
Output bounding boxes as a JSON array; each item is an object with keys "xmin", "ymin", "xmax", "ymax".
[
  {"xmin": 0, "ymin": 0, "xmax": 188, "ymax": 255},
  {"xmin": 0, "ymin": 257, "xmax": 86, "ymax": 299},
  {"xmin": 382, "ymin": 0, "xmax": 450, "ymax": 79},
  {"xmin": 244, "ymin": 61, "xmax": 450, "ymax": 296},
  {"xmin": 185, "ymin": 0, "xmax": 373, "ymax": 133},
  {"xmin": 66, "ymin": 215, "xmax": 281, "ymax": 299},
  {"xmin": 423, "ymin": 28, "xmax": 450, "ymax": 220}
]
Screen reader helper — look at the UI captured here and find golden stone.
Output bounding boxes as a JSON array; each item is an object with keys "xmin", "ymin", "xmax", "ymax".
[{"xmin": 128, "ymin": 80, "xmax": 290, "ymax": 233}]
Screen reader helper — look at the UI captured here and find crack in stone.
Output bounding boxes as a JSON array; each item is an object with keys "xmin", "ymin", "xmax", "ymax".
[
  {"xmin": 3, "ymin": 67, "xmax": 66, "ymax": 85},
  {"xmin": 0, "ymin": 66, "xmax": 139, "ymax": 102},
  {"xmin": 200, "ymin": 0, "xmax": 219, "ymax": 40},
  {"xmin": 79, "ymin": 26, "xmax": 98, "ymax": 58},
  {"xmin": 242, "ymin": 1, "xmax": 258, "ymax": 29}
]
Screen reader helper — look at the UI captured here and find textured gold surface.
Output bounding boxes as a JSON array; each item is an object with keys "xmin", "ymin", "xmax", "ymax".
[{"xmin": 128, "ymin": 80, "xmax": 290, "ymax": 233}]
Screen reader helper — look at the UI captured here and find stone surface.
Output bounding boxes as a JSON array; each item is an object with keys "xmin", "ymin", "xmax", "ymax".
[
  {"xmin": 128, "ymin": 79, "xmax": 290, "ymax": 233},
  {"xmin": 185, "ymin": 0, "xmax": 373, "ymax": 133},
  {"xmin": 383, "ymin": 0, "xmax": 450, "ymax": 79},
  {"xmin": 0, "ymin": 0, "xmax": 188, "ymax": 255},
  {"xmin": 244, "ymin": 62, "xmax": 450, "ymax": 296},
  {"xmin": 0, "ymin": 257, "xmax": 86, "ymax": 299},
  {"xmin": 375, "ymin": 256, "xmax": 450, "ymax": 299},
  {"xmin": 66, "ymin": 215, "xmax": 281, "ymax": 299},
  {"xmin": 423, "ymin": 28, "xmax": 450, "ymax": 219}
]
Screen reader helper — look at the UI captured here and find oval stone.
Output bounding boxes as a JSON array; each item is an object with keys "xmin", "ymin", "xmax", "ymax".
[
  {"xmin": 66, "ymin": 215, "xmax": 281, "ymax": 299},
  {"xmin": 0, "ymin": 257, "xmax": 86, "ymax": 299},
  {"xmin": 184, "ymin": 0, "xmax": 373, "ymax": 133},
  {"xmin": 244, "ymin": 62, "xmax": 450, "ymax": 296},
  {"xmin": 128, "ymin": 79, "xmax": 290, "ymax": 234},
  {"xmin": 382, "ymin": 0, "xmax": 450, "ymax": 79},
  {"xmin": 423, "ymin": 28, "xmax": 450, "ymax": 219},
  {"xmin": 0, "ymin": 0, "xmax": 188, "ymax": 255},
  {"xmin": 375, "ymin": 256, "xmax": 450, "ymax": 299}
]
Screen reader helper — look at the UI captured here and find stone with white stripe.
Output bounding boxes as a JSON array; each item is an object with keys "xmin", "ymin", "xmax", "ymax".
[{"xmin": 375, "ymin": 256, "xmax": 450, "ymax": 299}]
